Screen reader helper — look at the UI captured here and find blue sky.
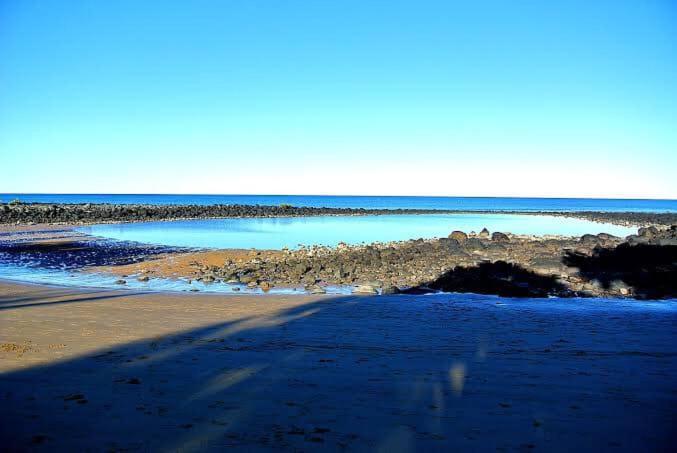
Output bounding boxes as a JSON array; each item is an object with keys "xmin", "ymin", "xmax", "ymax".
[{"xmin": 1, "ymin": 0, "xmax": 675, "ymax": 198}]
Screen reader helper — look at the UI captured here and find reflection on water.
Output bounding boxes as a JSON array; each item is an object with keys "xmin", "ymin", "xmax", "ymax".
[{"xmin": 78, "ymin": 214, "xmax": 636, "ymax": 250}]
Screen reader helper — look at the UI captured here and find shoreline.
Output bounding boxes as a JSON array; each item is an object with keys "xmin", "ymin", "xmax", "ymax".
[{"xmin": 2, "ymin": 223, "xmax": 676, "ymax": 299}]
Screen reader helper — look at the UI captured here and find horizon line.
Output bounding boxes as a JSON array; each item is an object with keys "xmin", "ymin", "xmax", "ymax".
[{"xmin": 1, "ymin": 192, "xmax": 676, "ymax": 202}]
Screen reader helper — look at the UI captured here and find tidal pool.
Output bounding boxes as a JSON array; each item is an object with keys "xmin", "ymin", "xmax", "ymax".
[{"xmin": 78, "ymin": 213, "xmax": 636, "ymax": 249}]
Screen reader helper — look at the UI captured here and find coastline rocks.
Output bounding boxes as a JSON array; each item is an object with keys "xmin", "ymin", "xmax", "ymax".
[
  {"xmin": 190, "ymin": 225, "xmax": 677, "ymax": 298},
  {"xmin": 479, "ymin": 228, "xmax": 490, "ymax": 239},
  {"xmin": 2, "ymin": 202, "xmax": 676, "ymax": 228},
  {"xmin": 0, "ymin": 202, "xmax": 479, "ymax": 225}
]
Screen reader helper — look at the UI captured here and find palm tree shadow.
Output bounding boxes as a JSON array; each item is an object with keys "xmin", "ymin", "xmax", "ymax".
[
  {"xmin": 0, "ymin": 296, "xmax": 371, "ymax": 451},
  {"xmin": 1, "ymin": 291, "xmax": 675, "ymax": 451},
  {"xmin": 406, "ymin": 261, "xmax": 568, "ymax": 297},
  {"xmin": 563, "ymin": 244, "xmax": 677, "ymax": 299}
]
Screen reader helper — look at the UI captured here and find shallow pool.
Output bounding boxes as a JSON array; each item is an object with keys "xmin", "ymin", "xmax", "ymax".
[{"xmin": 78, "ymin": 214, "xmax": 636, "ymax": 249}]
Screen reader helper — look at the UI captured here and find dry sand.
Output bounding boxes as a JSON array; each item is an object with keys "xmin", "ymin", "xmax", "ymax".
[
  {"xmin": 0, "ymin": 280, "xmax": 675, "ymax": 452},
  {"xmin": 92, "ymin": 249, "xmax": 285, "ymax": 280}
]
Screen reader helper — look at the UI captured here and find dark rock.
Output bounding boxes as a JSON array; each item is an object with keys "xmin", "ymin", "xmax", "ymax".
[
  {"xmin": 638, "ymin": 226, "xmax": 659, "ymax": 238},
  {"xmin": 580, "ymin": 234, "xmax": 600, "ymax": 245},
  {"xmin": 381, "ymin": 285, "xmax": 400, "ymax": 295},
  {"xmin": 464, "ymin": 238, "xmax": 485, "ymax": 250},
  {"xmin": 449, "ymin": 231, "xmax": 468, "ymax": 242},
  {"xmin": 596, "ymin": 233, "xmax": 618, "ymax": 241},
  {"xmin": 491, "ymin": 232, "xmax": 510, "ymax": 242}
]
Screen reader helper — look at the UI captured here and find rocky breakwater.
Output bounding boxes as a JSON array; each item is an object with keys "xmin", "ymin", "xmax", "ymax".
[
  {"xmin": 193, "ymin": 226, "xmax": 677, "ymax": 299},
  {"xmin": 538, "ymin": 211, "xmax": 677, "ymax": 227},
  {"xmin": 0, "ymin": 202, "xmax": 459, "ymax": 225}
]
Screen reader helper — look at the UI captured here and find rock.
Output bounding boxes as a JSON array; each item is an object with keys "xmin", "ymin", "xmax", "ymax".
[
  {"xmin": 638, "ymin": 226, "xmax": 659, "ymax": 238},
  {"xmin": 137, "ymin": 275, "xmax": 150, "ymax": 282},
  {"xmin": 307, "ymin": 285, "xmax": 326, "ymax": 294},
  {"xmin": 354, "ymin": 284, "xmax": 378, "ymax": 294},
  {"xmin": 239, "ymin": 275, "xmax": 256, "ymax": 284},
  {"xmin": 479, "ymin": 228, "xmax": 490, "ymax": 239},
  {"xmin": 580, "ymin": 234, "xmax": 600, "ymax": 245},
  {"xmin": 381, "ymin": 285, "xmax": 400, "ymax": 295},
  {"xmin": 529, "ymin": 257, "xmax": 564, "ymax": 275},
  {"xmin": 449, "ymin": 231, "xmax": 468, "ymax": 242},
  {"xmin": 260, "ymin": 281, "xmax": 273, "ymax": 292},
  {"xmin": 464, "ymin": 238, "xmax": 485, "ymax": 250},
  {"xmin": 610, "ymin": 280, "xmax": 631, "ymax": 296},
  {"xmin": 438, "ymin": 237, "xmax": 462, "ymax": 252},
  {"xmin": 115, "ymin": 279, "xmax": 126, "ymax": 285},
  {"xmin": 491, "ymin": 232, "xmax": 510, "ymax": 242},
  {"xmin": 625, "ymin": 235, "xmax": 649, "ymax": 245}
]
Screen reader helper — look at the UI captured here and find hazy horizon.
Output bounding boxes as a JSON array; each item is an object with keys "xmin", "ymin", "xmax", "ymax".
[
  {"xmin": 3, "ymin": 192, "xmax": 676, "ymax": 202},
  {"xmin": 2, "ymin": 1, "xmax": 676, "ymax": 198}
]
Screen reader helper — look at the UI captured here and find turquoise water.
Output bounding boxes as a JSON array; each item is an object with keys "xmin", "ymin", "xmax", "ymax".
[
  {"xmin": 3, "ymin": 193, "xmax": 676, "ymax": 212},
  {"xmin": 79, "ymin": 214, "xmax": 637, "ymax": 249}
]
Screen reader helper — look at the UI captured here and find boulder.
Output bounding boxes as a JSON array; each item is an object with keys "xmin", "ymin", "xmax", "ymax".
[
  {"xmin": 464, "ymin": 238, "xmax": 485, "ymax": 250},
  {"xmin": 491, "ymin": 232, "xmax": 510, "ymax": 242},
  {"xmin": 260, "ymin": 281, "xmax": 273, "ymax": 292},
  {"xmin": 625, "ymin": 235, "xmax": 649, "ymax": 245},
  {"xmin": 381, "ymin": 285, "xmax": 400, "ymax": 295},
  {"xmin": 307, "ymin": 285, "xmax": 326, "ymax": 294},
  {"xmin": 479, "ymin": 228, "xmax": 490, "ymax": 239},
  {"xmin": 448, "ymin": 231, "xmax": 468, "ymax": 242},
  {"xmin": 638, "ymin": 226, "xmax": 659, "ymax": 238},
  {"xmin": 354, "ymin": 284, "xmax": 378, "ymax": 295},
  {"xmin": 580, "ymin": 234, "xmax": 600, "ymax": 245}
]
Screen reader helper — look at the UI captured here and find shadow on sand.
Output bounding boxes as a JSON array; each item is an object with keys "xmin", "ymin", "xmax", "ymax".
[{"xmin": 1, "ymin": 290, "xmax": 676, "ymax": 451}]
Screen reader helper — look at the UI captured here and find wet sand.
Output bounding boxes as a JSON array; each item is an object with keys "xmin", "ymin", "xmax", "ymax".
[{"xmin": 1, "ymin": 280, "xmax": 675, "ymax": 451}]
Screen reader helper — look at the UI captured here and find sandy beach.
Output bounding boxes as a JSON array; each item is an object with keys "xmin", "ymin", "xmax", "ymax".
[{"xmin": 1, "ymin": 280, "xmax": 675, "ymax": 451}]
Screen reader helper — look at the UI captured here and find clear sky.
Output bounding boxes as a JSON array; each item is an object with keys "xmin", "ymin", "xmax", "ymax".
[{"xmin": 1, "ymin": 0, "xmax": 676, "ymax": 198}]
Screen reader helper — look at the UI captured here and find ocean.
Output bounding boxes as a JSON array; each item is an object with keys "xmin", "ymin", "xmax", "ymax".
[{"xmin": 2, "ymin": 194, "xmax": 676, "ymax": 212}]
